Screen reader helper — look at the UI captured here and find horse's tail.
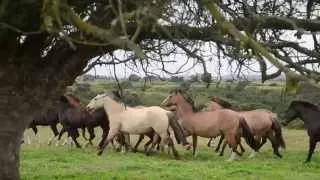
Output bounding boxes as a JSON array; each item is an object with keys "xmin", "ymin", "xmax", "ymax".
[
  {"xmin": 239, "ymin": 117, "xmax": 258, "ymax": 151},
  {"xmin": 167, "ymin": 112, "xmax": 189, "ymax": 146},
  {"xmin": 271, "ymin": 114, "xmax": 286, "ymax": 149}
]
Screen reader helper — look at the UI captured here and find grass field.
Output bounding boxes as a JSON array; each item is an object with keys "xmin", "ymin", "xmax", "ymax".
[{"xmin": 21, "ymin": 128, "xmax": 319, "ymax": 180}]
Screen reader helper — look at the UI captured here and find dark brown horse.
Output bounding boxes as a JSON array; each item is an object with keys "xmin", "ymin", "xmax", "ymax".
[
  {"xmin": 28, "ymin": 107, "xmax": 60, "ymax": 145},
  {"xmin": 59, "ymin": 95, "xmax": 124, "ymax": 149},
  {"xmin": 56, "ymin": 95, "xmax": 95, "ymax": 148},
  {"xmin": 283, "ymin": 100, "xmax": 320, "ymax": 162}
]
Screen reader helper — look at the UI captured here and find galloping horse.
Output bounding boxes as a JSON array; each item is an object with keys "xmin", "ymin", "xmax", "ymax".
[
  {"xmin": 283, "ymin": 100, "xmax": 320, "ymax": 162},
  {"xmin": 161, "ymin": 89, "xmax": 258, "ymax": 161},
  {"xmin": 86, "ymin": 91, "xmax": 179, "ymax": 159},
  {"xmin": 56, "ymin": 95, "xmax": 95, "ymax": 148},
  {"xmin": 28, "ymin": 107, "xmax": 59, "ymax": 145},
  {"xmin": 207, "ymin": 97, "xmax": 285, "ymax": 158}
]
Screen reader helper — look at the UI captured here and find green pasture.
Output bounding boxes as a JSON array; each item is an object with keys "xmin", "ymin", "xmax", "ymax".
[
  {"xmin": 21, "ymin": 128, "xmax": 319, "ymax": 180},
  {"xmin": 21, "ymin": 79, "xmax": 315, "ymax": 179}
]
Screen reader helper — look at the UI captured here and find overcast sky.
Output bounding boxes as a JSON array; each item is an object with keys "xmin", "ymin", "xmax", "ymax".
[{"xmin": 87, "ymin": 31, "xmax": 314, "ymax": 80}]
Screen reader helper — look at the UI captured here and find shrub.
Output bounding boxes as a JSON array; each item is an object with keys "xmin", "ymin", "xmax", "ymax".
[
  {"xmin": 201, "ymin": 72, "xmax": 211, "ymax": 83},
  {"xmin": 234, "ymin": 80, "xmax": 250, "ymax": 92},
  {"xmin": 122, "ymin": 92, "xmax": 142, "ymax": 106},
  {"xmin": 179, "ymin": 81, "xmax": 191, "ymax": 91},
  {"xmin": 169, "ymin": 76, "xmax": 184, "ymax": 82},
  {"xmin": 128, "ymin": 74, "xmax": 141, "ymax": 81},
  {"xmin": 269, "ymin": 83, "xmax": 278, "ymax": 87},
  {"xmin": 189, "ymin": 74, "xmax": 200, "ymax": 82}
]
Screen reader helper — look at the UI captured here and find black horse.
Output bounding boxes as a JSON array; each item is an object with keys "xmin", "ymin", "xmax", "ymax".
[
  {"xmin": 56, "ymin": 96, "xmax": 92, "ymax": 148},
  {"xmin": 27, "ymin": 107, "xmax": 60, "ymax": 145},
  {"xmin": 283, "ymin": 100, "xmax": 320, "ymax": 162}
]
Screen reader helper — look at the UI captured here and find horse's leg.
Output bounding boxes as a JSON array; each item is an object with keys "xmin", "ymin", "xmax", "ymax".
[
  {"xmin": 48, "ymin": 125, "xmax": 59, "ymax": 145},
  {"xmin": 227, "ymin": 136, "xmax": 240, "ymax": 161},
  {"xmin": 215, "ymin": 135, "xmax": 225, "ymax": 153},
  {"xmin": 85, "ymin": 127, "xmax": 95, "ymax": 147},
  {"xmin": 219, "ymin": 141, "xmax": 227, "ymax": 156},
  {"xmin": 192, "ymin": 134, "xmax": 198, "ymax": 157},
  {"xmin": 268, "ymin": 134, "xmax": 282, "ymax": 158},
  {"xmin": 146, "ymin": 134, "xmax": 160, "ymax": 156},
  {"xmin": 70, "ymin": 129, "xmax": 81, "ymax": 148},
  {"xmin": 133, "ymin": 135, "xmax": 145, "ymax": 152},
  {"xmin": 123, "ymin": 133, "xmax": 133, "ymax": 152},
  {"xmin": 305, "ymin": 137, "xmax": 317, "ymax": 163},
  {"xmin": 144, "ymin": 135, "xmax": 155, "ymax": 153},
  {"xmin": 238, "ymin": 141, "xmax": 245, "ymax": 155},
  {"xmin": 250, "ymin": 136, "xmax": 266, "ymax": 158},
  {"xmin": 207, "ymin": 138, "xmax": 213, "ymax": 147},
  {"xmin": 81, "ymin": 127, "xmax": 88, "ymax": 140},
  {"xmin": 98, "ymin": 126, "xmax": 109, "ymax": 149},
  {"xmin": 168, "ymin": 136, "xmax": 180, "ymax": 159},
  {"xmin": 97, "ymin": 126, "xmax": 120, "ymax": 156}
]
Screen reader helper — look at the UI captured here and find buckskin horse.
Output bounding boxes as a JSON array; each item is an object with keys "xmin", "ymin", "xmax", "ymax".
[{"xmin": 86, "ymin": 91, "xmax": 180, "ymax": 159}]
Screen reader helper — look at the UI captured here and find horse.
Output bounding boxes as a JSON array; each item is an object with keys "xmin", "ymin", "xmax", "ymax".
[
  {"xmin": 56, "ymin": 95, "xmax": 96, "ymax": 148},
  {"xmin": 86, "ymin": 91, "xmax": 180, "ymax": 159},
  {"xmin": 207, "ymin": 97, "xmax": 286, "ymax": 158},
  {"xmin": 27, "ymin": 107, "xmax": 60, "ymax": 145},
  {"xmin": 283, "ymin": 100, "xmax": 320, "ymax": 162},
  {"xmin": 161, "ymin": 89, "xmax": 259, "ymax": 161},
  {"xmin": 132, "ymin": 109, "xmax": 190, "ymax": 153}
]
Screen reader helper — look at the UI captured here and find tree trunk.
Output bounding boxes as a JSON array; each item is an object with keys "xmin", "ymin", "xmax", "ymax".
[
  {"xmin": 0, "ymin": 88, "xmax": 29, "ymax": 180},
  {"xmin": 0, "ymin": 83, "xmax": 50, "ymax": 180},
  {"xmin": 0, "ymin": 117, "xmax": 23, "ymax": 180}
]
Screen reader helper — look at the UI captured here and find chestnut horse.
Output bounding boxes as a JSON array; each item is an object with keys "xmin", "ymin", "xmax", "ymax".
[
  {"xmin": 208, "ymin": 97, "xmax": 285, "ymax": 158},
  {"xmin": 86, "ymin": 91, "xmax": 179, "ymax": 159},
  {"xmin": 161, "ymin": 89, "xmax": 258, "ymax": 161}
]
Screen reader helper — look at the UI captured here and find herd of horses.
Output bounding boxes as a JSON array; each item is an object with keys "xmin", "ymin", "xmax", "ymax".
[{"xmin": 24, "ymin": 89, "xmax": 320, "ymax": 163}]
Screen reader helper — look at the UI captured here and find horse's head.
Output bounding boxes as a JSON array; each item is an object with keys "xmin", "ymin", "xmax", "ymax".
[
  {"xmin": 161, "ymin": 89, "xmax": 184, "ymax": 107},
  {"xmin": 283, "ymin": 101, "xmax": 300, "ymax": 125},
  {"xmin": 86, "ymin": 93, "xmax": 108, "ymax": 111}
]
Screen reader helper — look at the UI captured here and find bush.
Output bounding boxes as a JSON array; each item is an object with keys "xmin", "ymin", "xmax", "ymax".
[
  {"xmin": 234, "ymin": 80, "xmax": 250, "ymax": 92},
  {"xmin": 179, "ymin": 81, "xmax": 191, "ymax": 91},
  {"xmin": 122, "ymin": 92, "xmax": 142, "ymax": 106},
  {"xmin": 128, "ymin": 74, "xmax": 141, "ymax": 81},
  {"xmin": 269, "ymin": 83, "xmax": 278, "ymax": 87},
  {"xmin": 189, "ymin": 74, "xmax": 200, "ymax": 82},
  {"xmin": 116, "ymin": 81, "xmax": 133, "ymax": 89},
  {"xmin": 169, "ymin": 76, "xmax": 184, "ymax": 82},
  {"xmin": 201, "ymin": 72, "xmax": 211, "ymax": 83}
]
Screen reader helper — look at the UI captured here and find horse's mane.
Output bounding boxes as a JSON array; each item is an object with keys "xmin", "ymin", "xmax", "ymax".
[
  {"xmin": 174, "ymin": 89, "xmax": 197, "ymax": 112},
  {"xmin": 211, "ymin": 97, "xmax": 234, "ymax": 109},
  {"xmin": 65, "ymin": 94, "xmax": 80, "ymax": 103},
  {"xmin": 291, "ymin": 100, "xmax": 320, "ymax": 111}
]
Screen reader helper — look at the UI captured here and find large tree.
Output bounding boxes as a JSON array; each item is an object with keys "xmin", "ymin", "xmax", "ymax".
[{"xmin": 1, "ymin": 0, "xmax": 319, "ymax": 179}]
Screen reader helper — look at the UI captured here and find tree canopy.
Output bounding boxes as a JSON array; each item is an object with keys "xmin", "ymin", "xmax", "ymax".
[
  {"xmin": 1, "ymin": 0, "xmax": 320, "ymax": 179},
  {"xmin": 2, "ymin": 0, "xmax": 320, "ymax": 86}
]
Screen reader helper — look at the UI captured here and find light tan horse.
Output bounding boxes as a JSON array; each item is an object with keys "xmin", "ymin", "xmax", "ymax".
[
  {"xmin": 208, "ymin": 97, "xmax": 286, "ymax": 158},
  {"xmin": 86, "ymin": 91, "xmax": 179, "ymax": 158},
  {"xmin": 161, "ymin": 89, "xmax": 259, "ymax": 161}
]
